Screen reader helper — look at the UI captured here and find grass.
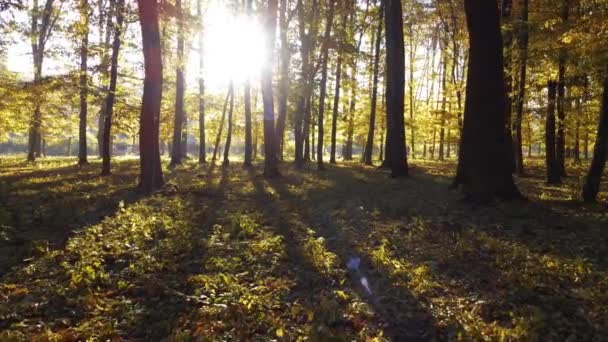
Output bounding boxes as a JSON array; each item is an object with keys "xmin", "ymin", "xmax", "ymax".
[{"xmin": 0, "ymin": 156, "xmax": 607, "ymax": 341}]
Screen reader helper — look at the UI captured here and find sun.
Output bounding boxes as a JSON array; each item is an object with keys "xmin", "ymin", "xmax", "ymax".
[{"xmin": 191, "ymin": 1, "xmax": 266, "ymax": 91}]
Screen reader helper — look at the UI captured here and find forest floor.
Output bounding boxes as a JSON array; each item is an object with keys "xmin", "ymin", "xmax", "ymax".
[{"xmin": 0, "ymin": 156, "xmax": 607, "ymax": 341}]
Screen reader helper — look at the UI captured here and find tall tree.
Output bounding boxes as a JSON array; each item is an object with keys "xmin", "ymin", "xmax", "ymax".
[
  {"xmin": 512, "ymin": 0, "xmax": 528, "ymax": 175},
  {"xmin": 136, "ymin": 0, "xmax": 164, "ymax": 191},
  {"xmin": 78, "ymin": 0, "xmax": 90, "ymax": 166},
  {"xmin": 275, "ymin": 0, "xmax": 290, "ymax": 160},
  {"xmin": 212, "ymin": 87, "xmax": 232, "ymax": 163},
  {"xmin": 243, "ymin": 0, "xmax": 253, "ymax": 166},
  {"xmin": 27, "ymin": 0, "xmax": 60, "ymax": 161},
  {"xmin": 453, "ymin": 0, "xmax": 520, "ymax": 202},
  {"xmin": 316, "ymin": 0, "xmax": 336, "ymax": 170},
  {"xmin": 198, "ymin": 0, "xmax": 206, "ymax": 164},
  {"xmin": 262, "ymin": 0, "xmax": 280, "ymax": 177},
  {"xmin": 101, "ymin": 0, "xmax": 125, "ymax": 176},
  {"xmin": 330, "ymin": 17, "xmax": 343, "ymax": 164},
  {"xmin": 546, "ymin": 80, "xmax": 561, "ymax": 184},
  {"xmin": 97, "ymin": 0, "xmax": 115, "ymax": 159},
  {"xmin": 582, "ymin": 75, "xmax": 608, "ymax": 202},
  {"xmin": 223, "ymin": 81, "xmax": 235, "ymax": 166},
  {"xmin": 556, "ymin": 0, "xmax": 571, "ymax": 177},
  {"xmin": 384, "ymin": 0, "xmax": 408, "ymax": 177},
  {"xmin": 363, "ymin": 3, "xmax": 382, "ymax": 166},
  {"xmin": 170, "ymin": 0, "xmax": 185, "ymax": 167}
]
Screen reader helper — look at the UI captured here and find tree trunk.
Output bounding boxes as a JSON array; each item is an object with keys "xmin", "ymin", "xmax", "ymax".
[
  {"xmin": 546, "ymin": 80, "xmax": 561, "ymax": 184},
  {"xmin": 344, "ymin": 68, "xmax": 356, "ymax": 160},
  {"xmin": 384, "ymin": 0, "xmax": 408, "ymax": 177},
  {"xmin": 262, "ymin": 0, "xmax": 280, "ymax": 177},
  {"xmin": 316, "ymin": 0, "xmax": 335, "ymax": 170},
  {"xmin": 275, "ymin": 0, "xmax": 289, "ymax": 161},
  {"xmin": 453, "ymin": 0, "xmax": 521, "ymax": 202},
  {"xmin": 501, "ymin": 0, "xmax": 514, "ymax": 172},
  {"xmin": 363, "ymin": 4, "xmax": 383, "ymax": 166},
  {"xmin": 330, "ymin": 54, "xmax": 342, "ymax": 164},
  {"xmin": 212, "ymin": 87, "xmax": 231, "ymax": 162},
  {"xmin": 513, "ymin": 0, "xmax": 528, "ymax": 175},
  {"xmin": 78, "ymin": 0, "xmax": 90, "ymax": 165},
  {"xmin": 556, "ymin": 0, "xmax": 570, "ymax": 177},
  {"xmin": 438, "ymin": 47, "xmax": 447, "ymax": 161},
  {"xmin": 223, "ymin": 81, "xmax": 235, "ymax": 166},
  {"xmin": 170, "ymin": 0, "xmax": 185, "ymax": 167},
  {"xmin": 408, "ymin": 21, "xmax": 416, "ymax": 159},
  {"xmin": 136, "ymin": 0, "xmax": 164, "ymax": 191},
  {"xmin": 98, "ymin": 0, "xmax": 115, "ymax": 159},
  {"xmin": 197, "ymin": 0, "xmax": 206, "ymax": 164},
  {"xmin": 582, "ymin": 76, "xmax": 608, "ymax": 202},
  {"xmin": 574, "ymin": 97, "xmax": 581, "ymax": 162},
  {"xmin": 101, "ymin": 0, "xmax": 124, "ymax": 176}
]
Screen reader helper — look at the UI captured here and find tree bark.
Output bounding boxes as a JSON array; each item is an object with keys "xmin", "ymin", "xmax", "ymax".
[
  {"xmin": 363, "ymin": 4, "xmax": 383, "ymax": 166},
  {"xmin": 384, "ymin": 0, "xmax": 408, "ymax": 177},
  {"xmin": 316, "ymin": 0, "xmax": 335, "ymax": 170},
  {"xmin": 101, "ymin": 0, "xmax": 124, "ymax": 176},
  {"xmin": 170, "ymin": 0, "xmax": 185, "ymax": 167},
  {"xmin": 501, "ymin": 0, "xmax": 514, "ymax": 172},
  {"xmin": 212, "ymin": 87, "xmax": 232, "ymax": 163},
  {"xmin": 198, "ymin": 0, "xmax": 206, "ymax": 164},
  {"xmin": 582, "ymin": 76, "xmax": 608, "ymax": 202},
  {"xmin": 78, "ymin": 0, "xmax": 90, "ymax": 166},
  {"xmin": 513, "ymin": 0, "xmax": 528, "ymax": 175},
  {"xmin": 223, "ymin": 81, "xmax": 235, "ymax": 166},
  {"xmin": 276, "ymin": 0, "xmax": 290, "ymax": 161},
  {"xmin": 453, "ymin": 0, "xmax": 521, "ymax": 202},
  {"xmin": 136, "ymin": 0, "xmax": 164, "ymax": 192},
  {"xmin": 546, "ymin": 80, "xmax": 561, "ymax": 184},
  {"xmin": 556, "ymin": 0, "xmax": 570, "ymax": 177},
  {"xmin": 262, "ymin": 0, "xmax": 280, "ymax": 177}
]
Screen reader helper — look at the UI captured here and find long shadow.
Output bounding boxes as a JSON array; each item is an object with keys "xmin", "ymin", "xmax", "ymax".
[
  {"xmin": 0, "ymin": 161, "xmax": 141, "ymax": 275},
  {"xmin": 306, "ymin": 163, "xmax": 607, "ymax": 339},
  {"xmin": 248, "ymin": 167, "xmax": 449, "ymax": 340},
  {"xmin": 123, "ymin": 164, "xmax": 231, "ymax": 339}
]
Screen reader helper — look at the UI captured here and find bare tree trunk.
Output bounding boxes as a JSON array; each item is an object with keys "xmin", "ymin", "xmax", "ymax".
[
  {"xmin": 384, "ymin": 0, "xmax": 408, "ymax": 177},
  {"xmin": 101, "ymin": 0, "xmax": 124, "ymax": 176},
  {"xmin": 212, "ymin": 87, "xmax": 232, "ymax": 163},
  {"xmin": 170, "ymin": 0, "xmax": 185, "ymax": 167},
  {"xmin": 136, "ymin": 0, "xmax": 164, "ymax": 192},
  {"xmin": 363, "ymin": 4, "xmax": 383, "ymax": 166},
  {"xmin": 453, "ymin": 0, "xmax": 521, "ymax": 202},
  {"xmin": 275, "ymin": 0, "xmax": 289, "ymax": 161},
  {"xmin": 198, "ymin": 0, "xmax": 206, "ymax": 164},
  {"xmin": 316, "ymin": 0, "xmax": 335, "ymax": 170},
  {"xmin": 556, "ymin": 0, "xmax": 570, "ymax": 177},
  {"xmin": 78, "ymin": 0, "xmax": 89, "ymax": 165},
  {"xmin": 546, "ymin": 80, "xmax": 561, "ymax": 184},
  {"xmin": 582, "ymin": 76, "xmax": 608, "ymax": 202},
  {"xmin": 408, "ymin": 21, "xmax": 416, "ymax": 159},
  {"xmin": 262, "ymin": 0, "xmax": 280, "ymax": 177},
  {"xmin": 513, "ymin": 0, "xmax": 528, "ymax": 175},
  {"xmin": 223, "ymin": 81, "xmax": 235, "ymax": 166},
  {"xmin": 98, "ymin": 0, "xmax": 114, "ymax": 159}
]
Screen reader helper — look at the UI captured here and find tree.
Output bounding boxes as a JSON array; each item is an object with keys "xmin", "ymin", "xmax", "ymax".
[
  {"xmin": 223, "ymin": 81, "xmax": 234, "ymax": 166},
  {"xmin": 581, "ymin": 75, "xmax": 608, "ymax": 202},
  {"xmin": 316, "ymin": 0, "xmax": 335, "ymax": 170},
  {"xmin": 384, "ymin": 0, "xmax": 408, "ymax": 177},
  {"xmin": 77, "ymin": 0, "xmax": 89, "ymax": 166},
  {"xmin": 363, "ymin": 3, "xmax": 382, "ymax": 166},
  {"xmin": 101, "ymin": 0, "xmax": 125, "ymax": 176},
  {"xmin": 512, "ymin": 0, "xmax": 529, "ymax": 175},
  {"xmin": 275, "ymin": 0, "xmax": 290, "ymax": 160},
  {"xmin": 27, "ymin": 0, "xmax": 61, "ymax": 161},
  {"xmin": 546, "ymin": 80, "xmax": 561, "ymax": 184},
  {"xmin": 243, "ymin": 0, "xmax": 253, "ymax": 167},
  {"xmin": 170, "ymin": 0, "xmax": 185, "ymax": 167},
  {"xmin": 197, "ymin": 0, "xmax": 206, "ymax": 164},
  {"xmin": 262, "ymin": 0, "xmax": 280, "ymax": 177},
  {"xmin": 453, "ymin": 0, "xmax": 520, "ymax": 202},
  {"xmin": 556, "ymin": 0, "xmax": 570, "ymax": 177},
  {"xmin": 136, "ymin": 0, "xmax": 164, "ymax": 192}
]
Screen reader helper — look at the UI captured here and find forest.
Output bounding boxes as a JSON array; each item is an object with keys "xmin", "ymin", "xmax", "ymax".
[{"xmin": 0, "ymin": 0, "xmax": 607, "ymax": 340}]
